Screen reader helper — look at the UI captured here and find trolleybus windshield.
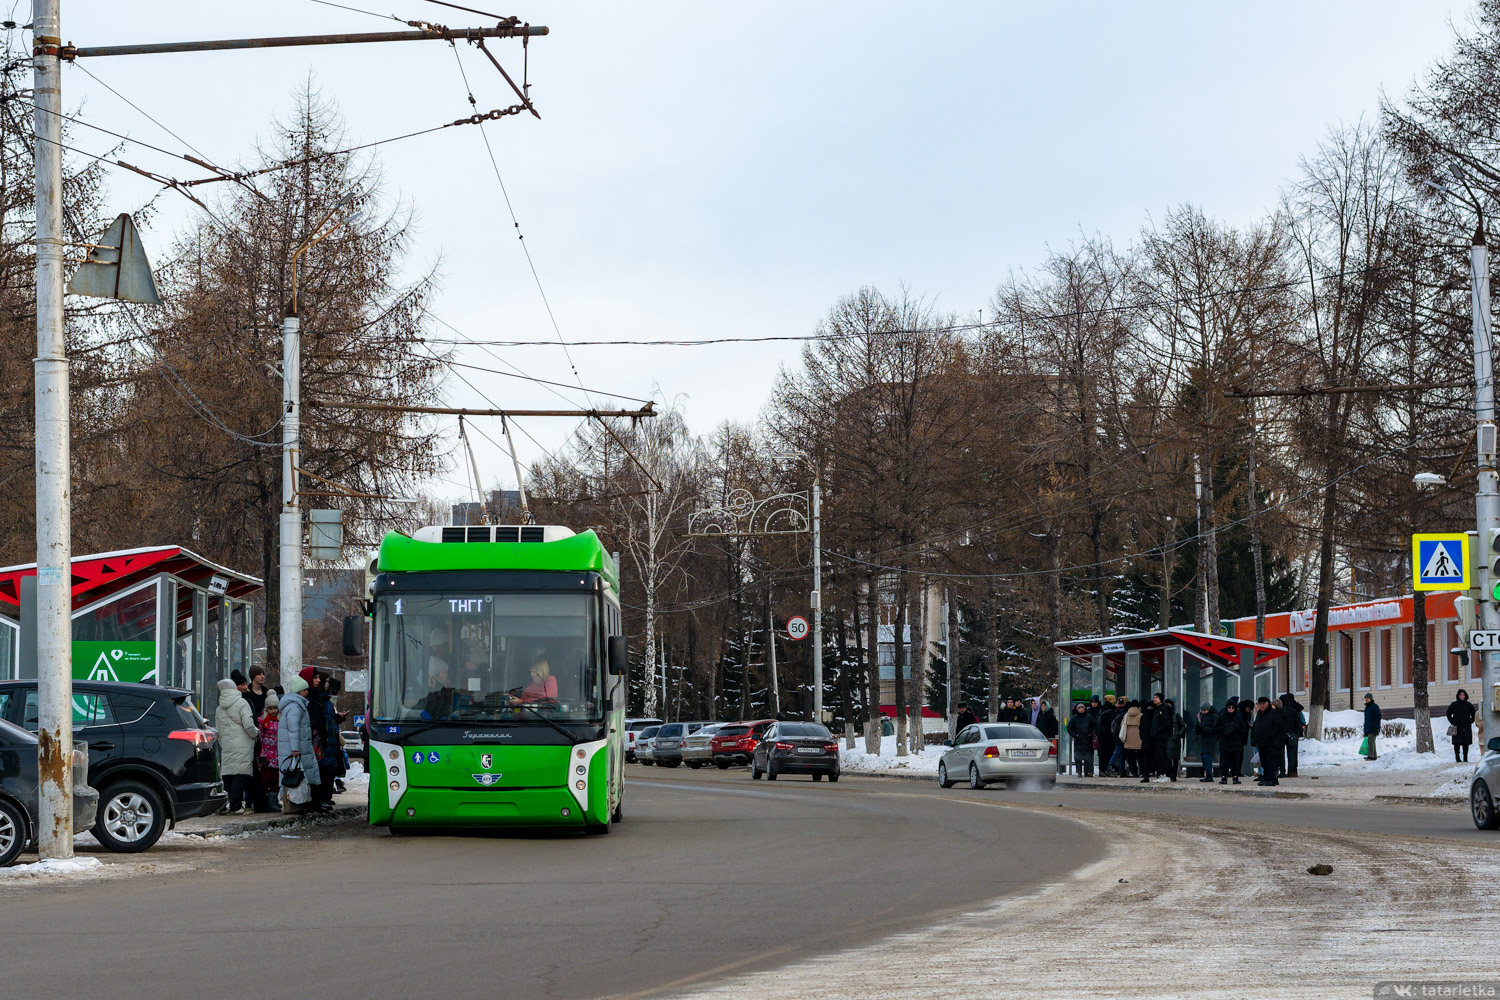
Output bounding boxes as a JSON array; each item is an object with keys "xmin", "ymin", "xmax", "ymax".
[{"xmin": 372, "ymin": 592, "xmax": 601, "ymax": 724}]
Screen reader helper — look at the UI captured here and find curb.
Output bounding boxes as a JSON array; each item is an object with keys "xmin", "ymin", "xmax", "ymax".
[
  {"xmin": 1371, "ymin": 794, "xmax": 1466, "ymax": 807},
  {"xmin": 176, "ymin": 802, "xmax": 365, "ymax": 838}
]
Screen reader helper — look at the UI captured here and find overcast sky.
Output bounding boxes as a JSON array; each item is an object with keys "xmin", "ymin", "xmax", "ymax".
[{"xmin": 55, "ymin": 0, "xmax": 1469, "ymax": 504}]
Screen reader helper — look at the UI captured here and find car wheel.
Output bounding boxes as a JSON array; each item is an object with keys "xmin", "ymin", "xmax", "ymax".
[
  {"xmin": 969, "ymin": 764, "xmax": 986, "ymax": 790},
  {"xmin": 1473, "ymin": 780, "xmax": 1500, "ymax": 830},
  {"xmin": 828, "ymin": 773, "xmax": 839, "ymax": 783},
  {"xmin": 0, "ymin": 798, "xmax": 25, "ymax": 867},
  {"xmin": 612, "ymin": 798, "xmax": 623, "ymax": 824},
  {"xmin": 1043, "ymin": 778, "xmax": 1057, "ymax": 790},
  {"xmin": 585, "ymin": 820, "xmax": 611, "ymax": 836},
  {"xmin": 687, "ymin": 761, "xmax": 702, "ymax": 769},
  {"xmin": 92, "ymin": 780, "xmax": 167, "ymax": 853},
  {"xmin": 938, "ymin": 761, "xmax": 954, "ymax": 788},
  {"xmin": 767, "ymin": 761, "xmax": 778, "ymax": 781},
  {"xmin": 751, "ymin": 760, "xmax": 762, "ymax": 779},
  {"xmin": 812, "ymin": 773, "xmax": 823, "ymax": 781},
  {"xmin": 715, "ymin": 760, "xmax": 730, "ymax": 770}
]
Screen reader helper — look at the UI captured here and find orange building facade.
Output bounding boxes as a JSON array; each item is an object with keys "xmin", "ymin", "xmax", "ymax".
[{"xmin": 1231, "ymin": 592, "xmax": 1480, "ymax": 716}]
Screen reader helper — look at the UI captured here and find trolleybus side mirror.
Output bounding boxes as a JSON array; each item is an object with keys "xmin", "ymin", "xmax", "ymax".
[
  {"xmin": 1489, "ymin": 736, "xmax": 1500, "ymax": 754},
  {"xmin": 342, "ymin": 616, "xmax": 363, "ymax": 657},
  {"xmin": 608, "ymin": 635, "xmax": 626, "ymax": 676}
]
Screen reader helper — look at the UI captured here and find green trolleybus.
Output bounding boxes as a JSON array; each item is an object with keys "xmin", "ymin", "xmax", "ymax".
[{"xmin": 360, "ymin": 524, "xmax": 626, "ymax": 834}]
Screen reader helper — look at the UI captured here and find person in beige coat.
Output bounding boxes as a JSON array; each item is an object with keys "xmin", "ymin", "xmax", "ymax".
[
  {"xmin": 1121, "ymin": 700, "xmax": 1143, "ymax": 778},
  {"xmin": 215, "ymin": 679, "xmax": 259, "ymax": 814}
]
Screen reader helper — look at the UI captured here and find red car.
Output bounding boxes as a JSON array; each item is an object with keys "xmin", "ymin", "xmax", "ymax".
[{"xmin": 710, "ymin": 718, "xmax": 775, "ymax": 768}]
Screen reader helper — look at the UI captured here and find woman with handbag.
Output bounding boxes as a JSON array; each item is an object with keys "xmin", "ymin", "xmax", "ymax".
[
  {"xmin": 277, "ymin": 674, "xmax": 321, "ymax": 813},
  {"xmin": 1447, "ymin": 689, "xmax": 1478, "ymax": 763}
]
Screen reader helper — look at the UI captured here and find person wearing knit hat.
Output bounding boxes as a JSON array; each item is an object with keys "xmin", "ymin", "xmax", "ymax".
[
  {"xmin": 277, "ymin": 673, "xmax": 319, "ymax": 812},
  {"xmin": 254, "ymin": 692, "xmax": 282, "ymax": 811},
  {"xmin": 216, "ymin": 679, "xmax": 258, "ymax": 813},
  {"xmin": 264, "ymin": 691, "xmax": 279, "ymax": 712},
  {"xmin": 298, "ymin": 666, "xmax": 316, "ymax": 686}
]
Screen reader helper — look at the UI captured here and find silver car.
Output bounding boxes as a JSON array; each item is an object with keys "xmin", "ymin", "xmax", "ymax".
[
  {"xmin": 938, "ymin": 723, "xmax": 1056, "ymax": 790},
  {"xmin": 681, "ymin": 723, "xmax": 727, "ymax": 768},
  {"xmin": 1470, "ymin": 736, "xmax": 1500, "ymax": 829},
  {"xmin": 635, "ymin": 725, "xmax": 661, "ymax": 766}
]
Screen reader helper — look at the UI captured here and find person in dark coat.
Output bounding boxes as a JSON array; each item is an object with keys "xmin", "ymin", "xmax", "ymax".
[
  {"xmin": 1252, "ymin": 696, "xmax": 1288, "ymax": 785},
  {"xmin": 1149, "ymin": 693, "xmax": 1176, "ymax": 781},
  {"xmin": 1036, "ymin": 701, "xmax": 1059, "ymax": 739},
  {"xmin": 1138, "ymin": 697, "xmax": 1158, "ymax": 781},
  {"xmin": 1217, "ymin": 698, "xmax": 1246, "ymax": 784},
  {"xmin": 1447, "ymin": 689, "xmax": 1478, "ymax": 763},
  {"xmin": 1194, "ymin": 702, "xmax": 1220, "ymax": 782},
  {"xmin": 955, "ymin": 702, "xmax": 978, "ymax": 734},
  {"xmin": 1363, "ymin": 694, "xmax": 1382, "ymax": 761},
  {"xmin": 1166, "ymin": 699, "xmax": 1185, "ymax": 779},
  {"xmin": 1097, "ymin": 697, "xmax": 1119, "ymax": 777},
  {"xmin": 1279, "ymin": 693, "xmax": 1305, "ymax": 778},
  {"xmin": 1066, "ymin": 703, "xmax": 1096, "ymax": 776}
]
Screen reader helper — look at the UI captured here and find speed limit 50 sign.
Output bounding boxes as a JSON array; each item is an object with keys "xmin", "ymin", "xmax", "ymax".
[{"xmin": 786, "ymin": 616, "xmax": 810, "ymax": 641}]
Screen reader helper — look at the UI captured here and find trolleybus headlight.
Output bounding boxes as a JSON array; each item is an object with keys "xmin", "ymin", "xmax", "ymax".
[
  {"xmin": 390, "ymin": 766, "xmax": 399, "ymax": 775},
  {"xmin": 561, "ymin": 808, "xmax": 571, "ymax": 817},
  {"xmin": 576, "ymin": 748, "xmax": 586, "ymax": 759},
  {"xmin": 575, "ymin": 780, "xmax": 586, "ymax": 790},
  {"xmin": 575, "ymin": 764, "xmax": 586, "ymax": 775},
  {"xmin": 388, "ymin": 750, "xmax": 398, "ymax": 760},
  {"xmin": 390, "ymin": 780, "xmax": 400, "ymax": 791},
  {"xmin": 406, "ymin": 808, "xmax": 415, "ymax": 817}
]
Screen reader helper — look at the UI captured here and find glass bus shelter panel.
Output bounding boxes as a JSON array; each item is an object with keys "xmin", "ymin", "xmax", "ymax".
[
  {"xmin": 71, "ymin": 580, "xmax": 157, "ymax": 643},
  {"xmin": 229, "ymin": 602, "xmax": 249, "ymax": 682},
  {"xmin": 170, "ymin": 582, "xmax": 196, "ymax": 693},
  {"xmin": 0, "ymin": 617, "xmax": 14, "ymax": 681},
  {"xmin": 200, "ymin": 596, "xmax": 225, "ymax": 724}
]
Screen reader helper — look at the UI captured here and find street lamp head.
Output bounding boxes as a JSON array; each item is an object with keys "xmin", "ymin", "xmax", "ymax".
[{"xmin": 1413, "ymin": 472, "xmax": 1448, "ymax": 487}]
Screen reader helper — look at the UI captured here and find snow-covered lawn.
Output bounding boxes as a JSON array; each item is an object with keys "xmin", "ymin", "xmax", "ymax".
[
  {"xmin": 1300, "ymin": 709, "xmax": 1469, "ymax": 772},
  {"xmin": 839, "ymin": 735, "xmax": 946, "ymax": 774}
]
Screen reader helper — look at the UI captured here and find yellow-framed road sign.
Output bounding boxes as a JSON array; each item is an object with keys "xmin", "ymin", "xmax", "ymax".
[{"xmin": 1413, "ymin": 533, "xmax": 1471, "ymax": 591}]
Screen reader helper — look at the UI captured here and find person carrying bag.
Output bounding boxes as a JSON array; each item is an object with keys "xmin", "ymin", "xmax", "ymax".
[{"xmin": 276, "ymin": 674, "xmax": 321, "ymax": 811}]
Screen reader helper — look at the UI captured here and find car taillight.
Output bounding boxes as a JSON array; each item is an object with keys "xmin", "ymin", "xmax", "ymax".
[
  {"xmin": 1048, "ymin": 739, "xmax": 1058, "ymax": 757},
  {"xmin": 169, "ymin": 729, "xmax": 215, "ymax": 746},
  {"xmin": 983, "ymin": 746, "xmax": 1001, "ymax": 758},
  {"xmin": 775, "ymin": 742, "xmax": 793, "ymax": 751},
  {"xmin": 823, "ymin": 743, "xmax": 838, "ymax": 752}
]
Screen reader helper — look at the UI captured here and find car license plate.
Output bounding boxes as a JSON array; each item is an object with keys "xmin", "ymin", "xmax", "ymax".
[
  {"xmin": 1010, "ymin": 749, "xmax": 1038, "ymax": 757},
  {"xmin": 797, "ymin": 747, "xmax": 820, "ymax": 754}
]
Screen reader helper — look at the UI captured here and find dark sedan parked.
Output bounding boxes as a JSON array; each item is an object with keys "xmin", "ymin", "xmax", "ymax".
[
  {"xmin": 0, "ymin": 717, "xmax": 99, "ymax": 866},
  {"xmin": 0, "ymin": 680, "xmax": 225, "ymax": 853},
  {"xmin": 750, "ymin": 722, "xmax": 841, "ymax": 781}
]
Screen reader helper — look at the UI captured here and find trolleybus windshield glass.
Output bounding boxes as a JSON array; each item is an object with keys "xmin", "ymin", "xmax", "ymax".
[{"xmin": 373, "ymin": 592, "xmax": 600, "ymax": 723}]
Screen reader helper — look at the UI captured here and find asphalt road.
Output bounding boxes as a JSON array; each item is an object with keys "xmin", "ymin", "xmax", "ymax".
[{"xmin": 0, "ymin": 767, "xmax": 1104, "ymax": 1000}]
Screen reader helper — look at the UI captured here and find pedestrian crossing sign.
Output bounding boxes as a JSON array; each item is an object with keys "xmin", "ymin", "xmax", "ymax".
[{"xmin": 1413, "ymin": 533, "xmax": 1470, "ymax": 591}]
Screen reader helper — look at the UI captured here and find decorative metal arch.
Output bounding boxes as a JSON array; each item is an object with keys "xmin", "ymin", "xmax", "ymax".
[{"xmin": 686, "ymin": 489, "xmax": 810, "ymax": 538}]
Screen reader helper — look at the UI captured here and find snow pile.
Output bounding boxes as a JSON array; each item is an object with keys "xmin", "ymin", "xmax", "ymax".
[
  {"xmin": 1299, "ymin": 709, "xmax": 1462, "ymax": 772},
  {"xmin": 1428, "ymin": 762, "xmax": 1479, "ymax": 797},
  {"xmin": 342, "ymin": 758, "xmax": 369, "ymax": 793},
  {"xmin": 1, "ymin": 855, "xmax": 103, "ymax": 878},
  {"xmin": 838, "ymin": 735, "xmax": 946, "ymax": 774}
]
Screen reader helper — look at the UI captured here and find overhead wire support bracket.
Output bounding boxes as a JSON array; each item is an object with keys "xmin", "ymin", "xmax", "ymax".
[{"xmin": 58, "ymin": 23, "xmax": 547, "ymax": 60}]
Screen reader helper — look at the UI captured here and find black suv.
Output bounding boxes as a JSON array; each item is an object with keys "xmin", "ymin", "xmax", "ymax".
[{"xmin": 0, "ymin": 680, "xmax": 225, "ymax": 852}]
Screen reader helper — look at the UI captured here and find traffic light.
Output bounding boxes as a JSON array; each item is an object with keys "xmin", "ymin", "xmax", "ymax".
[
  {"xmin": 1456, "ymin": 595, "xmax": 1478, "ymax": 647},
  {"xmin": 1489, "ymin": 529, "xmax": 1500, "ymax": 601}
]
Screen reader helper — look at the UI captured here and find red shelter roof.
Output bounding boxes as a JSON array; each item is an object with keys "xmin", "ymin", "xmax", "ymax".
[
  {"xmin": 1055, "ymin": 627, "xmax": 1287, "ymax": 671},
  {"xmin": 0, "ymin": 545, "xmax": 263, "ymax": 612}
]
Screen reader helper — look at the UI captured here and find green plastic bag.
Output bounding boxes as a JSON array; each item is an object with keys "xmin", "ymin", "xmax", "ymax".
[{"xmin": 1358, "ymin": 736, "xmax": 1369, "ymax": 757}]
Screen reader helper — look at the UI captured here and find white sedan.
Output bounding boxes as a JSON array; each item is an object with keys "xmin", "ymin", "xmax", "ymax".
[{"xmin": 938, "ymin": 723, "xmax": 1057, "ymax": 790}]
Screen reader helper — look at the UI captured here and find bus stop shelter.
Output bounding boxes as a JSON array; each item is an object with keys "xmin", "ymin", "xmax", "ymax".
[
  {"xmin": 1053, "ymin": 628, "xmax": 1287, "ymax": 765},
  {"xmin": 0, "ymin": 545, "xmax": 263, "ymax": 722}
]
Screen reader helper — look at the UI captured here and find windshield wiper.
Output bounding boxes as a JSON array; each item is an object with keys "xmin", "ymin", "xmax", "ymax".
[{"xmin": 511, "ymin": 703, "xmax": 584, "ymax": 745}]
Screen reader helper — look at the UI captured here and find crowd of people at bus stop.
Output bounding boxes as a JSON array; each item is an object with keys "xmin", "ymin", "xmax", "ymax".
[
  {"xmin": 213, "ymin": 664, "xmax": 352, "ymax": 815},
  {"xmin": 1051, "ymin": 687, "xmax": 1482, "ymax": 783}
]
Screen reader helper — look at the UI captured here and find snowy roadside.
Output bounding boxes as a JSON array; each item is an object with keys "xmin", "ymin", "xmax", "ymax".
[{"xmin": 669, "ymin": 804, "xmax": 1500, "ymax": 1000}]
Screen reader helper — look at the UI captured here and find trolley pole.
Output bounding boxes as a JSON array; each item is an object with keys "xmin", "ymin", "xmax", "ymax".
[
  {"xmin": 1472, "ymin": 225, "xmax": 1499, "ymax": 741},
  {"xmin": 811, "ymin": 475, "xmax": 823, "ymax": 723},
  {"xmin": 33, "ymin": 0, "xmax": 74, "ymax": 860},
  {"xmin": 280, "ymin": 313, "xmax": 303, "ymax": 685}
]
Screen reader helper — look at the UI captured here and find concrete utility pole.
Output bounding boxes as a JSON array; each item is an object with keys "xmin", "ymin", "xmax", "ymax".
[
  {"xmin": 767, "ymin": 584, "xmax": 780, "ymax": 716},
  {"xmin": 1472, "ymin": 224, "xmax": 1498, "ymax": 740},
  {"xmin": 32, "ymin": 0, "xmax": 73, "ymax": 860},
  {"xmin": 811, "ymin": 474, "xmax": 822, "ymax": 723},
  {"xmin": 280, "ymin": 311, "xmax": 302, "ymax": 686}
]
